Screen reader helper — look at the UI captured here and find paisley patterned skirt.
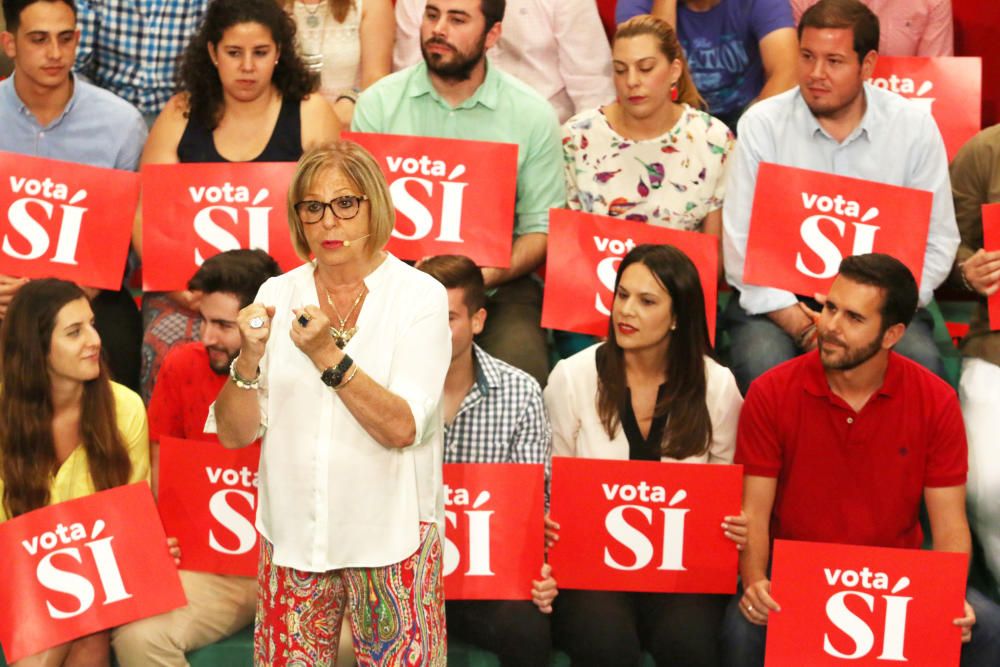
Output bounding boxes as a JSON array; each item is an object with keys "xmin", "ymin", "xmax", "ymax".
[{"xmin": 254, "ymin": 523, "xmax": 446, "ymax": 666}]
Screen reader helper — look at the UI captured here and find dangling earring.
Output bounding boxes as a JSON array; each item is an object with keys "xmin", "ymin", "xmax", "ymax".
[{"xmin": 670, "ymin": 81, "xmax": 679, "ymax": 102}]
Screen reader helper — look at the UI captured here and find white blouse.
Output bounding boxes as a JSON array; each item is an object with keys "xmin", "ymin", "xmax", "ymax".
[
  {"xmin": 544, "ymin": 344, "xmax": 742, "ymax": 464},
  {"xmin": 292, "ymin": 0, "xmax": 363, "ymax": 99},
  {"xmin": 211, "ymin": 254, "xmax": 450, "ymax": 572}
]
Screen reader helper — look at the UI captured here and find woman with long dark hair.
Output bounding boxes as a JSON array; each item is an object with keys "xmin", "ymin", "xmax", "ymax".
[
  {"xmin": 544, "ymin": 244, "xmax": 744, "ymax": 666},
  {"xmin": 0, "ymin": 279, "xmax": 149, "ymax": 666},
  {"xmin": 137, "ymin": 0, "xmax": 341, "ymax": 402}
]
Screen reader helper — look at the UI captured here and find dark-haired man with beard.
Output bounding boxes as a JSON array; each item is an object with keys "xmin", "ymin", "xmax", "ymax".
[
  {"xmin": 720, "ymin": 253, "xmax": 1000, "ymax": 667},
  {"xmin": 352, "ymin": 0, "xmax": 563, "ymax": 389},
  {"xmin": 112, "ymin": 249, "xmax": 281, "ymax": 666}
]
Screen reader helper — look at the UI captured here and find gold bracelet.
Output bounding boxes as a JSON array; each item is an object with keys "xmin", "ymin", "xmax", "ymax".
[{"xmin": 332, "ymin": 365, "xmax": 359, "ymax": 391}]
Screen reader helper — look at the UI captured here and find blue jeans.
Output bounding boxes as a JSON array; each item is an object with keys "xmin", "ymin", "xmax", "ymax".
[
  {"xmin": 721, "ymin": 586, "xmax": 1000, "ymax": 667},
  {"xmin": 721, "ymin": 293, "xmax": 946, "ymax": 395}
]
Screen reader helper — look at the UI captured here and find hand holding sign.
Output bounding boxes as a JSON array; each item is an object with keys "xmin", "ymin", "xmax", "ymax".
[
  {"xmin": 531, "ymin": 564, "xmax": 558, "ymax": 614},
  {"xmin": 960, "ymin": 248, "xmax": 1000, "ymax": 296},
  {"xmin": 741, "ymin": 578, "xmax": 782, "ymax": 626}
]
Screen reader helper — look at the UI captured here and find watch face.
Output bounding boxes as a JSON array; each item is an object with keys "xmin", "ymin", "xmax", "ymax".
[{"xmin": 322, "ymin": 367, "xmax": 343, "ymax": 387}]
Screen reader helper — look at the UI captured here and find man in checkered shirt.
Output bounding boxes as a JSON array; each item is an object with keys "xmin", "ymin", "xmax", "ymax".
[
  {"xmin": 419, "ymin": 254, "xmax": 556, "ymax": 667},
  {"xmin": 74, "ymin": 0, "xmax": 208, "ymax": 121}
]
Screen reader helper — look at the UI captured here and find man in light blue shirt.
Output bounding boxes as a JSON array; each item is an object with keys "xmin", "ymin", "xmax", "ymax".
[
  {"xmin": 1, "ymin": 0, "xmax": 147, "ymax": 389},
  {"xmin": 720, "ymin": 0, "xmax": 957, "ymax": 394},
  {"xmin": 353, "ymin": 0, "xmax": 564, "ymax": 387}
]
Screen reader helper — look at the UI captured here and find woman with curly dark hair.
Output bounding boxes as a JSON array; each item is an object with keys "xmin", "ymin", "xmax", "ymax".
[
  {"xmin": 143, "ymin": 0, "xmax": 340, "ymax": 164},
  {"xmin": 136, "ymin": 0, "xmax": 341, "ymax": 402}
]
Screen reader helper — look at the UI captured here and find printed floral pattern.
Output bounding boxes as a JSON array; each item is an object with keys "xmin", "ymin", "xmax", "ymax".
[
  {"xmin": 562, "ymin": 104, "xmax": 735, "ymax": 231},
  {"xmin": 255, "ymin": 523, "xmax": 446, "ymax": 666}
]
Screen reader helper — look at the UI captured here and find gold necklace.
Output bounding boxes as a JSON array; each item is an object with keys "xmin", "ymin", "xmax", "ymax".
[{"xmin": 324, "ymin": 284, "xmax": 366, "ymax": 348}]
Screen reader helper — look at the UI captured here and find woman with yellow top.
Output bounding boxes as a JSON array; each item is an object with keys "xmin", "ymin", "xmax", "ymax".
[{"xmin": 0, "ymin": 279, "xmax": 150, "ymax": 667}]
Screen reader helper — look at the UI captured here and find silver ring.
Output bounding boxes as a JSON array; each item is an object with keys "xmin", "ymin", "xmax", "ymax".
[
  {"xmin": 249, "ymin": 316, "xmax": 266, "ymax": 329},
  {"xmin": 747, "ymin": 604, "xmax": 754, "ymax": 613}
]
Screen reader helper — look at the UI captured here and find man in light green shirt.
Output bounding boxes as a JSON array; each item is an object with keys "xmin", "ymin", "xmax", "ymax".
[{"xmin": 353, "ymin": 0, "xmax": 564, "ymax": 386}]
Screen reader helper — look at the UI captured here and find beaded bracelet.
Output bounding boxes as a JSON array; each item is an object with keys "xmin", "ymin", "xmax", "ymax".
[{"xmin": 229, "ymin": 357, "xmax": 260, "ymax": 390}]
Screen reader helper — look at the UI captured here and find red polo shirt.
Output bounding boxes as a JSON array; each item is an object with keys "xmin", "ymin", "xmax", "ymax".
[
  {"xmin": 735, "ymin": 351, "xmax": 967, "ymax": 550},
  {"xmin": 147, "ymin": 342, "xmax": 227, "ymax": 444}
]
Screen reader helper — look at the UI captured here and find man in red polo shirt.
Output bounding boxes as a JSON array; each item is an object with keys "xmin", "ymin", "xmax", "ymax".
[
  {"xmin": 113, "ymin": 249, "xmax": 281, "ymax": 666},
  {"xmin": 721, "ymin": 253, "xmax": 1000, "ymax": 667}
]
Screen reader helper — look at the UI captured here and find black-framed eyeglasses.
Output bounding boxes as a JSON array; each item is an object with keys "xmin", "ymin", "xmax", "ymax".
[{"xmin": 294, "ymin": 195, "xmax": 369, "ymax": 224}]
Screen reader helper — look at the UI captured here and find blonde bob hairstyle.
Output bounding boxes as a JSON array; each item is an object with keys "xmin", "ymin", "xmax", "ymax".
[
  {"xmin": 286, "ymin": 141, "xmax": 395, "ymax": 261},
  {"xmin": 614, "ymin": 14, "xmax": 706, "ymax": 111}
]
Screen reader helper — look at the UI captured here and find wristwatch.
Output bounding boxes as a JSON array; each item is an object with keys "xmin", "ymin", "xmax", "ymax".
[{"xmin": 321, "ymin": 354, "xmax": 354, "ymax": 388}]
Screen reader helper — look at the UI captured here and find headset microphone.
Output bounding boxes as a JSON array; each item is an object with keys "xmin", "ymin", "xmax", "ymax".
[{"xmin": 343, "ymin": 234, "xmax": 371, "ymax": 248}]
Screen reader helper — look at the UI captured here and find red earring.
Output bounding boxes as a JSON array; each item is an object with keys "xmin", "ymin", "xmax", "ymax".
[{"xmin": 671, "ymin": 81, "xmax": 679, "ymax": 102}]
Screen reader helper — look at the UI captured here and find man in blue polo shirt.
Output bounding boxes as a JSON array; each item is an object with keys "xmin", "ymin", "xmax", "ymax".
[{"xmin": 0, "ymin": 0, "xmax": 147, "ymax": 390}]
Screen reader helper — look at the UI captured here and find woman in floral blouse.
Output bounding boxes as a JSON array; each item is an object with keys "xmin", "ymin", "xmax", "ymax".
[{"xmin": 563, "ymin": 14, "xmax": 735, "ymax": 235}]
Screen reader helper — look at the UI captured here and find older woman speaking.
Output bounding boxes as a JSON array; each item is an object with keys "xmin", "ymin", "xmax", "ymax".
[{"xmin": 213, "ymin": 141, "xmax": 450, "ymax": 665}]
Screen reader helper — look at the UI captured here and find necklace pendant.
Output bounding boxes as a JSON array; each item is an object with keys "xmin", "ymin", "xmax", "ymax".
[
  {"xmin": 329, "ymin": 325, "xmax": 358, "ymax": 349},
  {"xmin": 306, "ymin": 14, "xmax": 320, "ymax": 28}
]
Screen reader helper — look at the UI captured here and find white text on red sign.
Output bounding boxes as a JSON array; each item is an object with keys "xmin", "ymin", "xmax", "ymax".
[
  {"xmin": 796, "ymin": 191, "xmax": 881, "ymax": 279},
  {"xmin": 443, "ymin": 484, "xmax": 494, "ymax": 577},
  {"xmin": 823, "ymin": 566, "xmax": 912, "ymax": 661},
  {"xmin": 22, "ymin": 520, "xmax": 131, "ymax": 619},
  {"xmin": 603, "ymin": 482, "xmax": 688, "ymax": 572},
  {"xmin": 385, "ymin": 155, "xmax": 468, "ymax": 243},
  {"xmin": 205, "ymin": 465, "xmax": 258, "ymax": 556},
  {"xmin": 5, "ymin": 176, "xmax": 89, "ymax": 265},
  {"xmin": 188, "ymin": 183, "xmax": 272, "ymax": 266}
]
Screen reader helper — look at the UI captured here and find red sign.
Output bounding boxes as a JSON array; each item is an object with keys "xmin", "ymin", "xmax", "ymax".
[
  {"xmin": 343, "ymin": 132, "xmax": 517, "ymax": 268},
  {"xmin": 443, "ymin": 463, "xmax": 545, "ymax": 600},
  {"xmin": 141, "ymin": 162, "xmax": 304, "ymax": 291},
  {"xmin": 157, "ymin": 437, "xmax": 261, "ymax": 577},
  {"xmin": 744, "ymin": 163, "xmax": 931, "ymax": 297},
  {"xmin": 985, "ymin": 204, "xmax": 1000, "ymax": 331},
  {"xmin": 869, "ymin": 57, "xmax": 982, "ymax": 161},
  {"xmin": 548, "ymin": 457, "xmax": 741, "ymax": 593},
  {"xmin": 766, "ymin": 540, "xmax": 967, "ymax": 667},
  {"xmin": 540, "ymin": 209, "xmax": 719, "ymax": 342},
  {"xmin": 0, "ymin": 152, "xmax": 137, "ymax": 289},
  {"xmin": 0, "ymin": 483, "xmax": 186, "ymax": 663}
]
